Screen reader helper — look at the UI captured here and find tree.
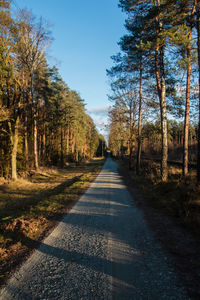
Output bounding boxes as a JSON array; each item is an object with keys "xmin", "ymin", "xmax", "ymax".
[
  {"xmin": 117, "ymin": 0, "xmax": 169, "ymax": 180},
  {"xmin": 108, "ymin": 75, "xmax": 138, "ymax": 169},
  {"xmin": 15, "ymin": 10, "xmax": 50, "ymax": 169},
  {"xmin": 108, "ymin": 102, "xmax": 128, "ymax": 158},
  {"xmin": 176, "ymin": 1, "xmax": 197, "ymax": 176},
  {"xmin": 0, "ymin": 2, "xmax": 102, "ymax": 179},
  {"xmin": 196, "ymin": 0, "xmax": 200, "ymax": 181},
  {"xmin": 0, "ymin": 0, "xmax": 22, "ymax": 180}
]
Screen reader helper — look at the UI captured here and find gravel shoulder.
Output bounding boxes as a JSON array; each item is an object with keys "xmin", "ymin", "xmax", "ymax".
[{"xmin": 0, "ymin": 158, "xmax": 192, "ymax": 299}]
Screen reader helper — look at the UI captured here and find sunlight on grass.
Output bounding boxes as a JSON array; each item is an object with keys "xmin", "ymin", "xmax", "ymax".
[{"xmin": 0, "ymin": 159, "xmax": 105, "ymax": 286}]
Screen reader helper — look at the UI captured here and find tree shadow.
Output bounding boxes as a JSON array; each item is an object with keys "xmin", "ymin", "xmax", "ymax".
[
  {"xmin": 0, "ymin": 157, "xmax": 191, "ymax": 299},
  {"xmin": 0, "ymin": 229, "xmax": 144, "ymax": 299},
  {"xmin": 0, "ymin": 175, "xmax": 83, "ymax": 220}
]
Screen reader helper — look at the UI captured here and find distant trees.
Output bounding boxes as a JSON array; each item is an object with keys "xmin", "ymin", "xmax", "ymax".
[
  {"xmin": 108, "ymin": 73, "xmax": 139, "ymax": 170},
  {"xmin": 108, "ymin": 0, "xmax": 200, "ymax": 182},
  {"xmin": 0, "ymin": 2, "xmax": 102, "ymax": 180}
]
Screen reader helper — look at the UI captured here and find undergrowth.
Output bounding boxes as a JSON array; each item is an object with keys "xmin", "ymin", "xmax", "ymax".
[
  {"xmin": 0, "ymin": 158, "xmax": 104, "ymax": 286},
  {"xmin": 119, "ymin": 159, "xmax": 200, "ymax": 231}
]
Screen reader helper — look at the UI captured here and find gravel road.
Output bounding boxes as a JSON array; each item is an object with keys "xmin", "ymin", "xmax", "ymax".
[{"xmin": 0, "ymin": 157, "xmax": 190, "ymax": 299}]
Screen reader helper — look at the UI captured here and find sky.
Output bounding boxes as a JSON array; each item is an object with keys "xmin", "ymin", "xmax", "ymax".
[{"xmin": 12, "ymin": 0, "xmax": 126, "ymax": 136}]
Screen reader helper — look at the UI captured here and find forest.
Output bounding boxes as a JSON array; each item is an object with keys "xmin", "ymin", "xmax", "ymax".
[
  {"xmin": 0, "ymin": 0, "xmax": 105, "ymax": 181},
  {"xmin": 1, "ymin": 1, "xmax": 200, "ymax": 293},
  {"xmin": 108, "ymin": 0, "xmax": 200, "ymax": 184}
]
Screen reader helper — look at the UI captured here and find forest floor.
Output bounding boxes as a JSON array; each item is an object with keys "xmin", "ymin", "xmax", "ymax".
[
  {"xmin": 0, "ymin": 158, "xmax": 105, "ymax": 287},
  {"xmin": 118, "ymin": 158, "xmax": 200, "ymax": 298}
]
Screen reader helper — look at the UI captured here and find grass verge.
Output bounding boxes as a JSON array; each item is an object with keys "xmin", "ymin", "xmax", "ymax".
[
  {"xmin": 118, "ymin": 158, "xmax": 200, "ymax": 232},
  {"xmin": 0, "ymin": 158, "xmax": 105, "ymax": 287}
]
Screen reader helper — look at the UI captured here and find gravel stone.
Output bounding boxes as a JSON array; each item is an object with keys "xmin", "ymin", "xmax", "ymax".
[{"xmin": 0, "ymin": 158, "xmax": 190, "ymax": 299}]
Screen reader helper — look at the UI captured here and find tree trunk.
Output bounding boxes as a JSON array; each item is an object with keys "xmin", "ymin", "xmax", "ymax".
[
  {"xmin": 155, "ymin": 46, "xmax": 162, "ymax": 100},
  {"xmin": 129, "ymin": 141, "xmax": 133, "ymax": 170},
  {"xmin": 30, "ymin": 74, "xmax": 39, "ymax": 170},
  {"xmin": 197, "ymin": 1, "xmax": 200, "ymax": 182},
  {"xmin": 160, "ymin": 74, "xmax": 168, "ymax": 181},
  {"xmin": 42, "ymin": 124, "xmax": 46, "ymax": 160},
  {"xmin": 9, "ymin": 117, "xmax": 19, "ymax": 180},
  {"xmin": 71, "ymin": 135, "xmax": 75, "ymax": 156},
  {"xmin": 183, "ymin": 29, "xmax": 192, "ymax": 176},
  {"xmin": 154, "ymin": 0, "xmax": 168, "ymax": 181},
  {"xmin": 60, "ymin": 125, "xmax": 64, "ymax": 167},
  {"xmin": 155, "ymin": 45, "xmax": 168, "ymax": 181},
  {"xmin": 76, "ymin": 149, "xmax": 79, "ymax": 163},
  {"xmin": 33, "ymin": 112, "xmax": 39, "ymax": 169},
  {"xmin": 38, "ymin": 132, "xmax": 42, "ymax": 162},
  {"xmin": 24, "ymin": 112, "xmax": 29, "ymax": 167},
  {"xmin": 66, "ymin": 126, "xmax": 69, "ymax": 158},
  {"xmin": 84, "ymin": 141, "xmax": 87, "ymax": 158},
  {"xmin": 160, "ymin": 46, "xmax": 168, "ymax": 182},
  {"xmin": 129, "ymin": 101, "xmax": 134, "ymax": 170},
  {"xmin": 136, "ymin": 57, "xmax": 143, "ymax": 175}
]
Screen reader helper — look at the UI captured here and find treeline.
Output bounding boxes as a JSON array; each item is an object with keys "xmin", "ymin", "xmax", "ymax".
[
  {"xmin": 110, "ymin": 119, "xmax": 197, "ymax": 161},
  {"xmin": 108, "ymin": 0, "xmax": 200, "ymax": 182},
  {"xmin": 0, "ymin": 1, "xmax": 105, "ymax": 180}
]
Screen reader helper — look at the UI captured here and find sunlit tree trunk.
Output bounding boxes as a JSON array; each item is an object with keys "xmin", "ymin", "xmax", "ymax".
[
  {"xmin": 155, "ymin": 44, "xmax": 168, "ymax": 181},
  {"xmin": 24, "ymin": 112, "xmax": 29, "ymax": 167},
  {"xmin": 129, "ymin": 99, "xmax": 134, "ymax": 170},
  {"xmin": 183, "ymin": 29, "xmax": 192, "ymax": 176},
  {"xmin": 8, "ymin": 116, "xmax": 20, "ymax": 180},
  {"xmin": 31, "ymin": 74, "xmax": 39, "ymax": 170},
  {"xmin": 42, "ymin": 123, "xmax": 46, "ymax": 160},
  {"xmin": 196, "ymin": 1, "xmax": 200, "ymax": 182},
  {"xmin": 136, "ymin": 57, "xmax": 143, "ymax": 175},
  {"xmin": 60, "ymin": 125, "xmax": 64, "ymax": 167},
  {"xmin": 154, "ymin": 0, "xmax": 168, "ymax": 181},
  {"xmin": 160, "ymin": 46, "xmax": 168, "ymax": 182},
  {"xmin": 33, "ymin": 115, "xmax": 39, "ymax": 169},
  {"xmin": 66, "ymin": 126, "xmax": 69, "ymax": 158},
  {"xmin": 71, "ymin": 134, "xmax": 75, "ymax": 155}
]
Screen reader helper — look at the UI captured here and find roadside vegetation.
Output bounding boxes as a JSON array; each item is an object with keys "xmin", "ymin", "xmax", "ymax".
[
  {"xmin": 118, "ymin": 157, "xmax": 200, "ymax": 233},
  {"xmin": 0, "ymin": 158, "xmax": 105, "ymax": 286},
  {"xmin": 108, "ymin": 1, "xmax": 200, "ymax": 232}
]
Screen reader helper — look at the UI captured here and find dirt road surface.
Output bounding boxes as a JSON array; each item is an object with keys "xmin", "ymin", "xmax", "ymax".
[{"xmin": 0, "ymin": 158, "xmax": 190, "ymax": 299}]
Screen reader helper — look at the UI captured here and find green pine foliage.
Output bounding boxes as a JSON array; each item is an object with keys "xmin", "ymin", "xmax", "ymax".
[
  {"xmin": 0, "ymin": 4, "xmax": 102, "ymax": 179},
  {"xmin": 108, "ymin": 0, "xmax": 200, "ymax": 181}
]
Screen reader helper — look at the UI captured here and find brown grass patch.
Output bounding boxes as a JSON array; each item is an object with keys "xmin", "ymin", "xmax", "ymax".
[
  {"xmin": 0, "ymin": 158, "xmax": 105, "ymax": 287},
  {"xmin": 118, "ymin": 158, "xmax": 200, "ymax": 231}
]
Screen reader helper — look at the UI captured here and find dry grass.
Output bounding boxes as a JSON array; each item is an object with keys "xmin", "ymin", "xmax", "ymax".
[
  {"xmin": 0, "ymin": 158, "xmax": 105, "ymax": 286},
  {"xmin": 118, "ymin": 158, "xmax": 200, "ymax": 231}
]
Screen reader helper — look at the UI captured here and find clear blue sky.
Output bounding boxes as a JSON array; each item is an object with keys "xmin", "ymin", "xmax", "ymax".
[{"xmin": 12, "ymin": 0, "xmax": 126, "ymax": 134}]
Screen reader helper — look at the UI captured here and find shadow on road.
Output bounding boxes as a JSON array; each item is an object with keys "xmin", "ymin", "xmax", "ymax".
[{"xmin": 1, "ymin": 158, "xmax": 190, "ymax": 299}]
